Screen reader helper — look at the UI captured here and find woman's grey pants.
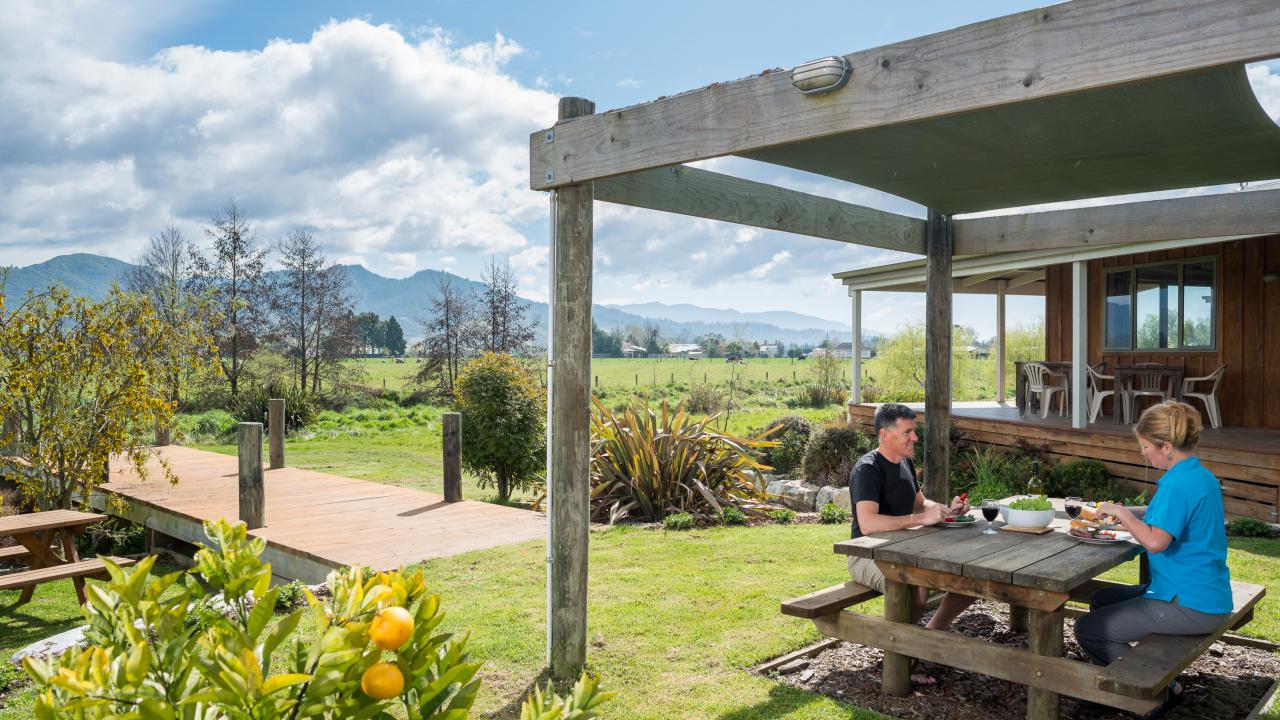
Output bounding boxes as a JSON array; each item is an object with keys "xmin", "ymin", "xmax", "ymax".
[{"xmin": 1074, "ymin": 583, "xmax": 1229, "ymax": 665}]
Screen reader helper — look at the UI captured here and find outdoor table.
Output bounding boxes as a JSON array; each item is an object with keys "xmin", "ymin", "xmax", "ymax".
[
  {"xmin": 0, "ymin": 509, "xmax": 108, "ymax": 605},
  {"xmin": 830, "ymin": 517, "xmax": 1159, "ymax": 719},
  {"xmin": 1112, "ymin": 365, "xmax": 1185, "ymax": 424},
  {"xmin": 1015, "ymin": 361, "xmax": 1072, "ymax": 416}
]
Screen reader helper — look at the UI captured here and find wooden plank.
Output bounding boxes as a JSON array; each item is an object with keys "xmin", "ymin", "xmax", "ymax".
[
  {"xmin": 1012, "ymin": 539, "xmax": 1143, "ymax": 593},
  {"xmin": 1028, "ymin": 608, "xmax": 1065, "ymax": 720},
  {"xmin": 781, "ymin": 581, "xmax": 881, "ymax": 619},
  {"xmin": 268, "ymin": 398, "xmax": 285, "ymax": 470},
  {"xmin": 0, "ymin": 556, "xmax": 136, "ymax": 590},
  {"xmin": 0, "ymin": 510, "xmax": 105, "ymax": 536},
  {"xmin": 530, "ymin": 0, "xmax": 1280, "ymax": 189},
  {"xmin": 1265, "ymin": 236, "xmax": 1280, "ymax": 428},
  {"xmin": 1242, "ymin": 238, "xmax": 1265, "ymax": 429},
  {"xmin": 834, "ymin": 526, "xmax": 944, "ymax": 558},
  {"xmin": 593, "ymin": 165, "xmax": 924, "ymax": 254},
  {"xmin": 754, "ymin": 638, "xmax": 842, "ymax": 674},
  {"xmin": 0, "ymin": 545, "xmax": 32, "ymax": 562},
  {"xmin": 964, "ymin": 531, "xmax": 1078, "ymax": 584},
  {"xmin": 924, "ymin": 209, "xmax": 953, "ymax": 502},
  {"xmin": 812, "ymin": 610, "xmax": 1161, "ymax": 714},
  {"xmin": 878, "ymin": 561, "xmax": 1068, "ymax": 612},
  {"xmin": 912, "ymin": 528, "xmax": 1028, "ymax": 575},
  {"xmin": 442, "ymin": 412, "xmax": 462, "ymax": 503},
  {"xmin": 1222, "ymin": 240, "xmax": 1244, "ymax": 427},
  {"xmin": 956, "ymin": 190, "xmax": 1280, "ymax": 255},
  {"xmin": 1097, "ymin": 581, "xmax": 1266, "ymax": 698},
  {"xmin": 238, "ymin": 423, "xmax": 264, "ymax": 530},
  {"xmin": 882, "ymin": 579, "xmax": 913, "ymax": 697}
]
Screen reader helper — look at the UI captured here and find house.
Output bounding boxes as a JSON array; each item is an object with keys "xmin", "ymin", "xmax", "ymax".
[
  {"xmin": 758, "ymin": 343, "xmax": 779, "ymax": 357},
  {"xmin": 665, "ymin": 343, "xmax": 702, "ymax": 359},
  {"xmin": 620, "ymin": 342, "xmax": 647, "ymax": 358}
]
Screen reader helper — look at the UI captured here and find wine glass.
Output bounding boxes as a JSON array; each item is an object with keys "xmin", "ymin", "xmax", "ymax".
[
  {"xmin": 981, "ymin": 500, "xmax": 1000, "ymax": 535},
  {"xmin": 1065, "ymin": 496, "xmax": 1082, "ymax": 520}
]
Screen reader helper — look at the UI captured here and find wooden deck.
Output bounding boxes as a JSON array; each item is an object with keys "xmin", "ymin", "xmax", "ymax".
[
  {"xmin": 848, "ymin": 402, "xmax": 1280, "ymax": 522},
  {"xmin": 92, "ymin": 446, "xmax": 547, "ymax": 582}
]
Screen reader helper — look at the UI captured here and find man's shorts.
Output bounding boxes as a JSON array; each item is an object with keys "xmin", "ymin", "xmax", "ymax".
[{"xmin": 846, "ymin": 554, "xmax": 886, "ymax": 593}]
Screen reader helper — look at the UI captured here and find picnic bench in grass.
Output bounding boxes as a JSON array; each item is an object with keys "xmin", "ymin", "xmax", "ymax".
[
  {"xmin": 781, "ymin": 518, "xmax": 1265, "ymax": 719},
  {"xmin": 0, "ymin": 509, "xmax": 136, "ymax": 606}
]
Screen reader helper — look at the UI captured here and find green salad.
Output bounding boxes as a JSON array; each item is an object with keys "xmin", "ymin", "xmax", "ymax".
[{"xmin": 1009, "ymin": 496, "xmax": 1052, "ymax": 511}]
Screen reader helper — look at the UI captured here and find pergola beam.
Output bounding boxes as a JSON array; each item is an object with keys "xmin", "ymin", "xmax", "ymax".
[
  {"xmin": 593, "ymin": 165, "xmax": 925, "ymax": 254},
  {"xmin": 531, "ymin": 0, "xmax": 1280, "ymax": 191},
  {"xmin": 955, "ymin": 188, "xmax": 1280, "ymax": 255},
  {"xmin": 1007, "ymin": 269, "xmax": 1046, "ymax": 289}
]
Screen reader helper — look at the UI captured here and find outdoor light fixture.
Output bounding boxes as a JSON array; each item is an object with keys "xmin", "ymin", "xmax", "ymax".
[{"xmin": 791, "ymin": 56, "xmax": 851, "ymax": 95}]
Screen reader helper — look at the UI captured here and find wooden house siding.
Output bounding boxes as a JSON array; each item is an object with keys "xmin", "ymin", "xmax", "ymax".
[{"xmin": 1045, "ymin": 234, "xmax": 1280, "ymax": 429}]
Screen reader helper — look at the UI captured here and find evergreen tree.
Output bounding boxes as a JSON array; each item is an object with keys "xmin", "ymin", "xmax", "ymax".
[{"xmin": 382, "ymin": 316, "xmax": 406, "ymax": 356}]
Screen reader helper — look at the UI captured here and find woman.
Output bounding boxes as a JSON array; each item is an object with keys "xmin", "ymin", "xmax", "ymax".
[{"xmin": 1074, "ymin": 400, "xmax": 1232, "ymax": 719}]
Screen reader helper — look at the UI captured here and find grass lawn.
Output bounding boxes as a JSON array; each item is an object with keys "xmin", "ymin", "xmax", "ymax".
[{"xmin": 4, "ymin": 526, "xmax": 1278, "ymax": 719}]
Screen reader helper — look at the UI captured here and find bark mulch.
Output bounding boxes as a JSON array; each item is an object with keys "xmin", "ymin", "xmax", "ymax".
[{"xmin": 765, "ymin": 600, "xmax": 1279, "ymax": 720}]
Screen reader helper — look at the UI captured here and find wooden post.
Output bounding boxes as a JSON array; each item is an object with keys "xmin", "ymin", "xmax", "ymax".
[
  {"xmin": 238, "ymin": 422, "xmax": 264, "ymax": 530},
  {"xmin": 443, "ymin": 412, "xmax": 462, "ymax": 503},
  {"xmin": 1027, "ymin": 608, "xmax": 1064, "ymax": 719},
  {"xmin": 924, "ymin": 209, "xmax": 953, "ymax": 502},
  {"xmin": 882, "ymin": 579, "xmax": 913, "ymax": 697},
  {"xmin": 268, "ymin": 398, "xmax": 285, "ymax": 470},
  {"xmin": 549, "ymin": 96, "xmax": 594, "ymax": 680},
  {"xmin": 996, "ymin": 279, "xmax": 1007, "ymax": 403},
  {"xmin": 851, "ymin": 289, "xmax": 862, "ymax": 403},
  {"xmin": 1010, "ymin": 604, "xmax": 1029, "ymax": 632}
]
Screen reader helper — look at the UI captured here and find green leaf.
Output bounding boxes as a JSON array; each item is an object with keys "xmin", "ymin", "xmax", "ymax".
[{"xmin": 261, "ymin": 672, "xmax": 312, "ymax": 696}]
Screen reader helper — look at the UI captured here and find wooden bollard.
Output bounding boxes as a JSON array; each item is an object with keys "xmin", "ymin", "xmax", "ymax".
[
  {"xmin": 443, "ymin": 412, "xmax": 462, "ymax": 503},
  {"xmin": 154, "ymin": 423, "xmax": 171, "ymax": 447},
  {"xmin": 238, "ymin": 422, "xmax": 264, "ymax": 529},
  {"xmin": 268, "ymin": 398, "xmax": 285, "ymax": 469}
]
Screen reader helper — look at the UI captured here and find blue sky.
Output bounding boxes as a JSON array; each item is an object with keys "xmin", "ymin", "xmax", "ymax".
[{"xmin": 2, "ymin": 1, "xmax": 1277, "ymax": 339}]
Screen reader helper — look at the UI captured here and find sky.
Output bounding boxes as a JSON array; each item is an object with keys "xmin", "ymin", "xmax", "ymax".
[{"xmin": 1, "ymin": 0, "xmax": 1278, "ymax": 340}]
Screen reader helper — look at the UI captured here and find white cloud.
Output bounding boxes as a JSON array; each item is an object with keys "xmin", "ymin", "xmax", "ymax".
[
  {"xmin": 615, "ymin": 78, "xmax": 640, "ymax": 88},
  {"xmin": 0, "ymin": 4, "xmax": 558, "ymax": 276},
  {"xmin": 1247, "ymin": 62, "xmax": 1280, "ymax": 122}
]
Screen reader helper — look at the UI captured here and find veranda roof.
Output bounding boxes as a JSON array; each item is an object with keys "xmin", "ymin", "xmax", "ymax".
[{"xmin": 743, "ymin": 65, "xmax": 1280, "ymax": 215}]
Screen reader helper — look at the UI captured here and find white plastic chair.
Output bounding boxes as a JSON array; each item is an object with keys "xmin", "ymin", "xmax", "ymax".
[
  {"xmin": 1087, "ymin": 365, "xmax": 1125, "ymax": 424},
  {"xmin": 1182, "ymin": 363, "xmax": 1228, "ymax": 429},
  {"xmin": 1123, "ymin": 365, "xmax": 1173, "ymax": 422},
  {"xmin": 1023, "ymin": 362, "xmax": 1068, "ymax": 419}
]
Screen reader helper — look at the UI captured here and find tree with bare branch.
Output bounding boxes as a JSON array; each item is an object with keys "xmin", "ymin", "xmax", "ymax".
[
  {"xmin": 478, "ymin": 257, "xmax": 537, "ymax": 356},
  {"xmin": 414, "ymin": 276, "xmax": 478, "ymax": 400}
]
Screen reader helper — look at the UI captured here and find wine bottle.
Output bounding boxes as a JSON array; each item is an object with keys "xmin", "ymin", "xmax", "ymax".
[{"xmin": 1027, "ymin": 460, "xmax": 1044, "ymax": 497}]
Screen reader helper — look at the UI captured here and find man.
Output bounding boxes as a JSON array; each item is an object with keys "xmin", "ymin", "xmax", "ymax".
[{"xmin": 847, "ymin": 403, "xmax": 976, "ymax": 683}]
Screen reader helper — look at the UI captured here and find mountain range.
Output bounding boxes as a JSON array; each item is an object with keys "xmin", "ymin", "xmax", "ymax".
[{"xmin": 1, "ymin": 253, "xmax": 858, "ymax": 346}]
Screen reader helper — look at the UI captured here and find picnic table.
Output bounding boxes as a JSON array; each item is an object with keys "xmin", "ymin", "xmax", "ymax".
[
  {"xmin": 782, "ymin": 514, "xmax": 1265, "ymax": 719},
  {"xmin": 0, "ymin": 509, "xmax": 135, "ymax": 605}
]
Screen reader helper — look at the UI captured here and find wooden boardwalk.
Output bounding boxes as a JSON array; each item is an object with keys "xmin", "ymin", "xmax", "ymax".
[{"xmin": 93, "ymin": 446, "xmax": 547, "ymax": 582}]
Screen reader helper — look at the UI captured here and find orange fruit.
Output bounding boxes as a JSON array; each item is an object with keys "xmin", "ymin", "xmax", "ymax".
[
  {"xmin": 370, "ymin": 606, "xmax": 414, "ymax": 650},
  {"xmin": 360, "ymin": 662, "xmax": 405, "ymax": 699}
]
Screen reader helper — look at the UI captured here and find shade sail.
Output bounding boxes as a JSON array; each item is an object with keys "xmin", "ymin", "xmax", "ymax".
[{"xmin": 742, "ymin": 65, "xmax": 1280, "ymax": 214}]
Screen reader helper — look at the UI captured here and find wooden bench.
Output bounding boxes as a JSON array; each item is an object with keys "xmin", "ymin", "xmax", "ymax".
[
  {"xmin": 0, "ymin": 556, "xmax": 136, "ymax": 592},
  {"xmin": 782, "ymin": 581, "xmax": 881, "ymax": 619},
  {"xmin": 0, "ymin": 545, "xmax": 31, "ymax": 563},
  {"xmin": 1095, "ymin": 580, "xmax": 1267, "ymax": 700}
]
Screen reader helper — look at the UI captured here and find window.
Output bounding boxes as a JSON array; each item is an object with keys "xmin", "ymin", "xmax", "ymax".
[{"xmin": 1103, "ymin": 258, "xmax": 1216, "ymax": 351}]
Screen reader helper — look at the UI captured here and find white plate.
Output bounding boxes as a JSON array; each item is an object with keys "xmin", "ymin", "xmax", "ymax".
[
  {"xmin": 1072, "ymin": 530, "xmax": 1133, "ymax": 544},
  {"xmin": 940, "ymin": 519, "xmax": 978, "ymax": 528}
]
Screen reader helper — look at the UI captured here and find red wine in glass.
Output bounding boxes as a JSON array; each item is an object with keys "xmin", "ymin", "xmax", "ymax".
[
  {"xmin": 982, "ymin": 506, "xmax": 1000, "ymax": 522},
  {"xmin": 1065, "ymin": 497, "xmax": 1082, "ymax": 519}
]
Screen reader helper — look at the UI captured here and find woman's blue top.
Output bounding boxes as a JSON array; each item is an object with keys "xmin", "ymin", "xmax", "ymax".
[{"xmin": 1142, "ymin": 456, "xmax": 1233, "ymax": 614}]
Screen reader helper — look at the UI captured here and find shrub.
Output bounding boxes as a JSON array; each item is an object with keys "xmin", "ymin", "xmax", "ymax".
[
  {"xmin": 754, "ymin": 415, "xmax": 814, "ymax": 474},
  {"xmin": 684, "ymin": 383, "xmax": 725, "ymax": 414},
  {"xmin": 721, "ymin": 506, "xmax": 748, "ymax": 526},
  {"xmin": 1047, "ymin": 458, "xmax": 1122, "ymax": 501},
  {"xmin": 663, "ymin": 512, "xmax": 695, "ymax": 530},
  {"xmin": 802, "ymin": 424, "xmax": 872, "ymax": 487},
  {"xmin": 455, "ymin": 353, "xmax": 546, "ymax": 503},
  {"xmin": 770, "ymin": 508, "xmax": 796, "ymax": 524},
  {"xmin": 25, "ymin": 519, "xmax": 613, "ymax": 719},
  {"xmin": 1227, "ymin": 517, "xmax": 1275, "ymax": 537},
  {"xmin": 819, "ymin": 503, "xmax": 849, "ymax": 524},
  {"xmin": 789, "ymin": 383, "xmax": 848, "ymax": 409},
  {"xmin": 953, "ymin": 444, "xmax": 1016, "ymax": 502},
  {"xmin": 76, "ymin": 517, "xmax": 146, "ymax": 557},
  {"xmin": 232, "ymin": 381, "xmax": 319, "ymax": 432},
  {"xmin": 590, "ymin": 397, "xmax": 771, "ymax": 523},
  {"xmin": 275, "ymin": 579, "xmax": 306, "ymax": 610}
]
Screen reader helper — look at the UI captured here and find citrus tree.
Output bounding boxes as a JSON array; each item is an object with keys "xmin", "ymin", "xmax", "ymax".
[
  {"xmin": 0, "ymin": 285, "xmax": 217, "ymax": 510},
  {"xmin": 454, "ymin": 352, "xmax": 546, "ymax": 502},
  {"xmin": 24, "ymin": 519, "xmax": 614, "ymax": 719}
]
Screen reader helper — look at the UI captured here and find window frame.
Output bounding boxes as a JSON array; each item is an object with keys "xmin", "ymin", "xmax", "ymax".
[{"xmin": 1101, "ymin": 255, "xmax": 1218, "ymax": 353}]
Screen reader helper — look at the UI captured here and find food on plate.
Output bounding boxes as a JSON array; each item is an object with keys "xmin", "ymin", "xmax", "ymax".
[
  {"xmin": 1009, "ymin": 496, "xmax": 1052, "ymax": 512},
  {"xmin": 1069, "ymin": 527, "xmax": 1119, "ymax": 540},
  {"xmin": 943, "ymin": 514, "xmax": 976, "ymax": 523}
]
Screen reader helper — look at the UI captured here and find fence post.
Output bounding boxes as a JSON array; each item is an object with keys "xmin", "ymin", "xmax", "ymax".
[
  {"xmin": 238, "ymin": 423, "xmax": 265, "ymax": 529},
  {"xmin": 443, "ymin": 413, "xmax": 462, "ymax": 503},
  {"xmin": 268, "ymin": 399, "xmax": 285, "ymax": 470}
]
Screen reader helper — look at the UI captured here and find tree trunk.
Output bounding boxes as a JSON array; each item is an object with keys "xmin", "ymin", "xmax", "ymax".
[{"xmin": 498, "ymin": 472, "xmax": 510, "ymax": 503}]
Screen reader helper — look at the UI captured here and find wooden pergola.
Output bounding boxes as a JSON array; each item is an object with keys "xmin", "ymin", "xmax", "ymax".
[{"xmin": 529, "ymin": 0, "xmax": 1280, "ymax": 684}]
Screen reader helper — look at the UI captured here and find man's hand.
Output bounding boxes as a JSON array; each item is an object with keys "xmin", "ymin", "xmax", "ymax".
[
  {"xmin": 949, "ymin": 492, "xmax": 970, "ymax": 516},
  {"xmin": 919, "ymin": 504, "xmax": 947, "ymax": 526}
]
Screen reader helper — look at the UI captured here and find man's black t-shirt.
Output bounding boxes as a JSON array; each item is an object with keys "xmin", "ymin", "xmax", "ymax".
[{"xmin": 848, "ymin": 449, "xmax": 918, "ymax": 539}]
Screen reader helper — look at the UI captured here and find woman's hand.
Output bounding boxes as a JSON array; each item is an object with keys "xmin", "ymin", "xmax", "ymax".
[{"xmin": 1096, "ymin": 501, "xmax": 1125, "ymax": 522}]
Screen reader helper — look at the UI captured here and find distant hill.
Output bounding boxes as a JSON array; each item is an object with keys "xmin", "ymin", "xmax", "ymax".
[{"xmin": 3, "ymin": 253, "xmax": 853, "ymax": 347}]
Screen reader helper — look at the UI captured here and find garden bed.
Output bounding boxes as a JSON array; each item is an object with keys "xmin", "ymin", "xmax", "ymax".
[{"xmin": 766, "ymin": 599, "xmax": 1280, "ymax": 720}]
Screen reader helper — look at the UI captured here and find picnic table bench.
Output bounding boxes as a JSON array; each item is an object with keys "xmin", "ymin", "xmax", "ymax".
[
  {"xmin": 781, "ymin": 517, "xmax": 1265, "ymax": 719},
  {"xmin": 0, "ymin": 509, "xmax": 136, "ymax": 605}
]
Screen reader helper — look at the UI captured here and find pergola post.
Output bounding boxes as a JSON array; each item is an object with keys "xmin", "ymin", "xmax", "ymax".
[
  {"xmin": 548, "ymin": 96, "xmax": 595, "ymax": 680},
  {"xmin": 924, "ymin": 210, "xmax": 953, "ymax": 502},
  {"xmin": 996, "ymin": 279, "xmax": 1007, "ymax": 403},
  {"xmin": 850, "ymin": 289, "xmax": 862, "ymax": 404},
  {"xmin": 1071, "ymin": 261, "xmax": 1088, "ymax": 428}
]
